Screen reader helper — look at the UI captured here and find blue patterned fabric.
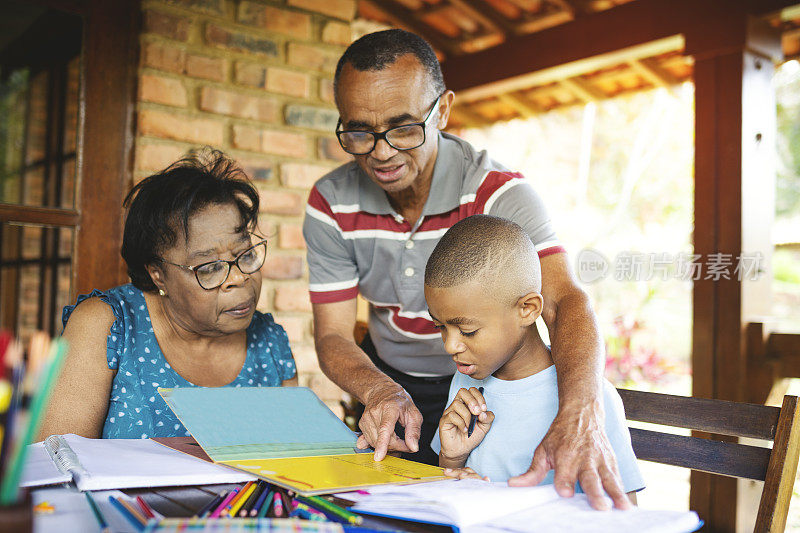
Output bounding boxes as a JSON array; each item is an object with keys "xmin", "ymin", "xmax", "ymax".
[{"xmin": 62, "ymin": 284, "xmax": 296, "ymax": 439}]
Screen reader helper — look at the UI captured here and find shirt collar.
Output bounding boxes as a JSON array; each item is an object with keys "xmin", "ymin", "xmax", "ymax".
[{"xmin": 356, "ymin": 132, "xmax": 464, "ymax": 216}]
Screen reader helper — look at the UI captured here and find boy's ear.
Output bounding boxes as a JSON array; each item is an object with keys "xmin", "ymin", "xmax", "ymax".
[{"xmin": 516, "ymin": 291, "xmax": 543, "ymax": 326}]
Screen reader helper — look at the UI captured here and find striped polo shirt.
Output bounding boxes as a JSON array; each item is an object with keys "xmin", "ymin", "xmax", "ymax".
[{"xmin": 303, "ymin": 132, "xmax": 564, "ymax": 376}]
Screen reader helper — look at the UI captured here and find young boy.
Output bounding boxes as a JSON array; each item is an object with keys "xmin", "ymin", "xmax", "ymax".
[{"xmin": 426, "ymin": 215, "xmax": 644, "ymax": 502}]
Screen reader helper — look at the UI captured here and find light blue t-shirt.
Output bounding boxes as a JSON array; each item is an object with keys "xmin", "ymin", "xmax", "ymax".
[
  {"xmin": 62, "ymin": 284, "xmax": 297, "ymax": 439},
  {"xmin": 431, "ymin": 365, "xmax": 645, "ymax": 492}
]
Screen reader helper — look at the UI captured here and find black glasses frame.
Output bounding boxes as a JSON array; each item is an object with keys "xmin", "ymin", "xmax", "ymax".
[
  {"xmin": 335, "ymin": 94, "xmax": 443, "ymax": 155},
  {"xmin": 160, "ymin": 238, "xmax": 268, "ymax": 290}
]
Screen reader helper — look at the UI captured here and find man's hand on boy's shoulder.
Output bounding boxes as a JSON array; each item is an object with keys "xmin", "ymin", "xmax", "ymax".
[
  {"xmin": 508, "ymin": 400, "xmax": 631, "ymax": 511},
  {"xmin": 439, "ymin": 387, "xmax": 494, "ymax": 463}
]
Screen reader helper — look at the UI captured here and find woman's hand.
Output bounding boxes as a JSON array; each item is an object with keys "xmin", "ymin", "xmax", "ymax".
[{"xmin": 439, "ymin": 387, "xmax": 494, "ymax": 466}]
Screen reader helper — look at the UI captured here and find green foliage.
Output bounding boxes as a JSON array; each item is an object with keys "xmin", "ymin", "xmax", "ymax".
[{"xmin": 776, "ymin": 62, "xmax": 800, "ymax": 219}]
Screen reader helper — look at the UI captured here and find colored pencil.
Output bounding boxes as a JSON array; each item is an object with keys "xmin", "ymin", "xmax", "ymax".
[
  {"xmin": 256, "ymin": 490, "xmax": 275, "ymax": 518},
  {"xmin": 195, "ymin": 490, "xmax": 226, "ymax": 518},
  {"xmin": 229, "ymin": 481, "xmax": 256, "ymax": 517},
  {"xmin": 272, "ymin": 490, "xmax": 284, "ymax": 517},
  {"xmin": 298, "ymin": 495, "xmax": 363, "ymax": 525},
  {"xmin": 0, "ymin": 339, "xmax": 68, "ymax": 504},
  {"xmin": 239, "ymin": 481, "xmax": 265, "ymax": 516},
  {"xmin": 109, "ymin": 495, "xmax": 146, "ymax": 531},
  {"xmin": 136, "ymin": 495, "xmax": 156, "ymax": 519},
  {"xmin": 209, "ymin": 486, "xmax": 239, "ymax": 518},
  {"xmin": 467, "ymin": 386, "xmax": 485, "ymax": 438},
  {"xmin": 84, "ymin": 492, "xmax": 110, "ymax": 533},
  {"xmin": 249, "ymin": 486, "xmax": 271, "ymax": 517}
]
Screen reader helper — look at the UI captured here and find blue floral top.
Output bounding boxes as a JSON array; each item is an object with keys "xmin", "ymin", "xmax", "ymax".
[{"xmin": 62, "ymin": 284, "xmax": 296, "ymax": 439}]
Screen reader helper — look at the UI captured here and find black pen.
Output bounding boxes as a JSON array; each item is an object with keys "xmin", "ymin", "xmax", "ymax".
[{"xmin": 467, "ymin": 386, "xmax": 485, "ymax": 437}]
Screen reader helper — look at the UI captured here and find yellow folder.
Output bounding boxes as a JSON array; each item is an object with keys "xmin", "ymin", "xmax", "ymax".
[{"xmin": 157, "ymin": 387, "xmax": 445, "ymax": 495}]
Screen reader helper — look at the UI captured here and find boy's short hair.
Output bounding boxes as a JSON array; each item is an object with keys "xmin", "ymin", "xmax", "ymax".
[{"xmin": 425, "ymin": 215, "xmax": 542, "ymax": 303}]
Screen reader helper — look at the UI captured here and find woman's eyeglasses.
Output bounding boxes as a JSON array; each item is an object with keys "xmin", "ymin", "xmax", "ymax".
[{"xmin": 160, "ymin": 239, "xmax": 268, "ymax": 290}]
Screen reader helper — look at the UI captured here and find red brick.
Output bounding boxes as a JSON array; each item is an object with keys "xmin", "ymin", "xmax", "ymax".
[
  {"xmin": 287, "ymin": 43, "xmax": 340, "ymax": 73},
  {"xmin": 308, "ymin": 373, "xmax": 345, "ymax": 402},
  {"xmin": 231, "ymin": 124, "xmax": 262, "ymax": 152},
  {"xmin": 135, "ymin": 143, "xmax": 187, "ymax": 172},
  {"xmin": 291, "ymin": 344, "xmax": 319, "ymax": 373},
  {"xmin": 238, "ymin": 156, "xmax": 275, "ymax": 181},
  {"xmin": 275, "ymin": 284, "xmax": 312, "ymax": 312},
  {"xmin": 266, "ymin": 67, "xmax": 310, "ymax": 98},
  {"xmin": 288, "ymin": 0, "xmax": 356, "ymax": 21},
  {"xmin": 163, "ymin": 0, "xmax": 224, "ymax": 16},
  {"xmin": 322, "ymin": 21, "xmax": 351, "ymax": 45},
  {"xmin": 206, "ymin": 24, "xmax": 279, "ymax": 57},
  {"xmin": 318, "ymin": 137, "xmax": 350, "ymax": 163},
  {"xmin": 238, "ymin": 2, "xmax": 311, "ymax": 39},
  {"xmin": 280, "ymin": 162, "xmax": 329, "ymax": 189},
  {"xmin": 186, "ymin": 55, "xmax": 226, "ymax": 82},
  {"xmin": 263, "ymin": 255, "xmax": 304, "ymax": 280},
  {"xmin": 142, "ymin": 42, "xmax": 186, "ymax": 74},
  {"xmin": 256, "ymin": 284, "xmax": 273, "ymax": 312},
  {"xmin": 200, "ymin": 87, "xmax": 279, "ymax": 122},
  {"xmin": 138, "ymin": 109, "xmax": 224, "ymax": 145},
  {"xmin": 279, "ymin": 223, "xmax": 306, "ymax": 250},
  {"xmin": 232, "ymin": 125, "xmax": 308, "ymax": 158},
  {"xmin": 143, "ymin": 10, "xmax": 189, "ymax": 41},
  {"xmin": 274, "ymin": 315, "xmax": 308, "ymax": 343},
  {"xmin": 319, "ymin": 78, "xmax": 335, "ymax": 103},
  {"xmin": 139, "ymin": 74, "xmax": 187, "ymax": 107},
  {"xmin": 259, "ymin": 189, "xmax": 305, "ymax": 216},
  {"xmin": 235, "ymin": 61, "xmax": 267, "ymax": 88}
]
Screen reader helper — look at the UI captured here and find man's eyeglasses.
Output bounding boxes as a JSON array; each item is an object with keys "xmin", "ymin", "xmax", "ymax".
[
  {"xmin": 160, "ymin": 238, "xmax": 268, "ymax": 290},
  {"xmin": 336, "ymin": 94, "xmax": 442, "ymax": 156}
]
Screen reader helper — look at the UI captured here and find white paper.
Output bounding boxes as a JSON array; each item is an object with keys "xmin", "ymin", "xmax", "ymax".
[{"xmin": 22, "ymin": 434, "xmax": 254, "ymax": 490}]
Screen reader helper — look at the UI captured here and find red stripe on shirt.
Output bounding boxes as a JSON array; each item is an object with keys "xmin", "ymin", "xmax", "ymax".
[
  {"xmin": 309, "ymin": 286, "xmax": 359, "ymax": 304},
  {"xmin": 375, "ymin": 304, "xmax": 439, "ymax": 336},
  {"xmin": 473, "ymin": 171, "xmax": 524, "ymax": 214},
  {"xmin": 307, "ymin": 187, "xmax": 336, "ymax": 219},
  {"xmin": 538, "ymin": 245, "xmax": 566, "ymax": 258}
]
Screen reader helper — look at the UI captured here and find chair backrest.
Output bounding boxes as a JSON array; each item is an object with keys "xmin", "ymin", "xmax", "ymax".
[{"xmin": 617, "ymin": 389, "xmax": 800, "ymax": 533}]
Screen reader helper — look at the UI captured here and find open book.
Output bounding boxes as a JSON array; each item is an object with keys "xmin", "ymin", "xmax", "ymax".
[
  {"xmin": 157, "ymin": 386, "xmax": 446, "ymax": 495},
  {"xmin": 21, "ymin": 434, "xmax": 254, "ymax": 491},
  {"xmin": 350, "ymin": 479, "xmax": 702, "ymax": 533}
]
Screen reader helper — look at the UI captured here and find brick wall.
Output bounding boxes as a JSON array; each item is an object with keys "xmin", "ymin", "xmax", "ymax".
[{"xmin": 133, "ymin": 0, "xmax": 356, "ymax": 416}]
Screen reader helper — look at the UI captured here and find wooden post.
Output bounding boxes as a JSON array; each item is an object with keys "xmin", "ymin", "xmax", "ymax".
[
  {"xmin": 689, "ymin": 15, "xmax": 781, "ymax": 531},
  {"xmin": 73, "ymin": 0, "xmax": 139, "ymax": 296}
]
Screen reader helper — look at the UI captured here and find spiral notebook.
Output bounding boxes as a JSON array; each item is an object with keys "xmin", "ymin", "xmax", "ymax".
[
  {"xmin": 158, "ymin": 386, "xmax": 446, "ymax": 495},
  {"xmin": 20, "ymin": 433, "xmax": 254, "ymax": 491}
]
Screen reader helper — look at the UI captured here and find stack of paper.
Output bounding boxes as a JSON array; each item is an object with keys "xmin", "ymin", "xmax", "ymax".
[{"xmin": 351, "ymin": 479, "xmax": 702, "ymax": 533}]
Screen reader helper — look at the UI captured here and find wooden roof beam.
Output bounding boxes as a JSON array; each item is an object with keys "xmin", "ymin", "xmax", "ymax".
[
  {"xmin": 558, "ymin": 77, "xmax": 605, "ymax": 102},
  {"xmin": 627, "ymin": 58, "xmax": 671, "ymax": 88},
  {"xmin": 453, "ymin": 0, "xmax": 519, "ymax": 35},
  {"xmin": 496, "ymin": 92, "xmax": 543, "ymax": 118},
  {"xmin": 441, "ymin": 0, "xmax": 752, "ymax": 93},
  {"xmin": 360, "ymin": 0, "xmax": 461, "ymax": 56},
  {"xmin": 450, "ymin": 104, "xmax": 494, "ymax": 128}
]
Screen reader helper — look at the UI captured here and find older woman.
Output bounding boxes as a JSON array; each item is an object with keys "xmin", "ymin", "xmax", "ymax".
[{"xmin": 39, "ymin": 151, "xmax": 297, "ymax": 439}]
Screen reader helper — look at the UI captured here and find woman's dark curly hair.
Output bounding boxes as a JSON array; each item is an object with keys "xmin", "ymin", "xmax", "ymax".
[{"xmin": 121, "ymin": 149, "xmax": 260, "ymax": 292}]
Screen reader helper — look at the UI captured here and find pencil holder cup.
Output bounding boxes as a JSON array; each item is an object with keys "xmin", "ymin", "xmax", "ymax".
[{"xmin": 0, "ymin": 489, "xmax": 33, "ymax": 533}]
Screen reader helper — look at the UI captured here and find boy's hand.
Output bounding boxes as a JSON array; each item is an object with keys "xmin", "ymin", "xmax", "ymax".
[
  {"xmin": 443, "ymin": 467, "xmax": 490, "ymax": 481},
  {"xmin": 439, "ymin": 387, "xmax": 494, "ymax": 463}
]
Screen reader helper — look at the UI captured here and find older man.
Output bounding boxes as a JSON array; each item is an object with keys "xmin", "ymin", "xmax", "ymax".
[{"xmin": 302, "ymin": 29, "xmax": 629, "ymax": 510}]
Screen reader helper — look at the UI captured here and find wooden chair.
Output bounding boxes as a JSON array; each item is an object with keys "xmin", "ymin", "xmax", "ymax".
[{"xmin": 617, "ymin": 389, "xmax": 800, "ymax": 532}]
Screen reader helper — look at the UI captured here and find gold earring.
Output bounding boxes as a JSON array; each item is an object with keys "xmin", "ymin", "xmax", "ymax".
[{"xmin": 158, "ymin": 289, "xmax": 166, "ymax": 297}]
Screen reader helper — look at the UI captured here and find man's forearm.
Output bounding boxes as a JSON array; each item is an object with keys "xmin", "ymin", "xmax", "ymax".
[
  {"xmin": 316, "ymin": 333, "xmax": 403, "ymax": 405},
  {"xmin": 548, "ymin": 289, "xmax": 604, "ymax": 410}
]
